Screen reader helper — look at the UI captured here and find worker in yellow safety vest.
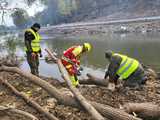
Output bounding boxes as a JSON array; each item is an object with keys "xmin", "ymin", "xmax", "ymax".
[
  {"xmin": 24, "ymin": 23, "xmax": 42, "ymax": 76},
  {"xmin": 104, "ymin": 50, "xmax": 147, "ymax": 88},
  {"xmin": 61, "ymin": 43, "xmax": 92, "ymax": 87}
]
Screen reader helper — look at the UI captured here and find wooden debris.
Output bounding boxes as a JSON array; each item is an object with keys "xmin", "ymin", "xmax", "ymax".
[
  {"xmin": 0, "ymin": 66, "xmax": 141, "ymax": 120},
  {"xmin": 0, "ymin": 77, "xmax": 59, "ymax": 120},
  {"xmin": 0, "ymin": 105, "xmax": 38, "ymax": 120},
  {"xmin": 122, "ymin": 103, "xmax": 160, "ymax": 119}
]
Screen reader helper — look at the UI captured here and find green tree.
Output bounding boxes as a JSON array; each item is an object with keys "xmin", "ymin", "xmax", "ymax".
[{"xmin": 11, "ymin": 8, "xmax": 31, "ymax": 28}]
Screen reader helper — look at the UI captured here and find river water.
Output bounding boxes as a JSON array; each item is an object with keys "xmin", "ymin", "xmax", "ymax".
[{"xmin": 1, "ymin": 32, "xmax": 160, "ymax": 80}]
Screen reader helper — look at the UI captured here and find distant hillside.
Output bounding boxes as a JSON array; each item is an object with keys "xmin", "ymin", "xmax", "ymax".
[
  {"xmin": 31, "ymin": 0, "xmax": 160, "ymax": 25},
  {"xmin": 70, "ymin": 0, "xmax": 160, "ymax": 22}
]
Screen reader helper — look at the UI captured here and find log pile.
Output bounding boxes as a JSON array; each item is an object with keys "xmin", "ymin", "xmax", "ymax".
[{"xmin": 0, "ymin": 57, "xmax": 160, "ymax": 120}]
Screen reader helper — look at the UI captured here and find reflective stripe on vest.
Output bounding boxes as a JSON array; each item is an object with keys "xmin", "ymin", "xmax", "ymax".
[
  {"xmin": 114, "ymin": 53, "xmax": 139, "ymax": 80},
  {"xmin": 25, "ymin": 28, "xmax": 41, "ymax": 52},
  {"xmin": 66, "ymin": 64, "xmax": 72, "ymax": 69},
  {"xmin": 72, "ymin": 46, "xmax": 83, "ymax": 57},
  {"xmin": 62, "ymin": 56, "xmax": 75, "ymax": 65}
]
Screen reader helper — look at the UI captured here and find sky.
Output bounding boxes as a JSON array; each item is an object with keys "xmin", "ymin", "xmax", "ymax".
[{"xmin": 0, "ymin": 0, "xmax": 46, "ymax": 26}]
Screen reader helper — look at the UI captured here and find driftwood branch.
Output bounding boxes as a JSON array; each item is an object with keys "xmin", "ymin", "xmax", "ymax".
[
  {"xmin": 45, "ymin": 48, "xmax": 105, "ymax": 120},
  {"xmin": 0, "ymin": 106, "xmax": 38, "ymax": 120},
  {"xmin": 57, "ymin": 59, "xmax": 105, "ymax": 120},
  {"xmin": 0, "ymin": 66, "xmax": 141, "ymax": 120},
  {"xmin": 122, "ymin": 103, "xmax": 160, "ymax": 119},
  {"xmin": 79, "ymin": 73, "xmax": 109, "ymax": 86},
  {"xmin": 0, "ymin": 77, "xmax": 59, "ymax": 120}
]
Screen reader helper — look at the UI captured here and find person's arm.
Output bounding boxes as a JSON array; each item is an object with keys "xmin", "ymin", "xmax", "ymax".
[
  {"xmin": 71, "ymin": 46, "xmax": 82, "ymax": 66},
  {"xmin": 69, "ymin": 52, "xmax": 80, "ymax": 66},
  {"xmin": 104, "ymin": 70, "xmax": 109, "ymax": 79},
  {"xmin": 24, "ymin": 31, "xmax": 35, "ymax": 53},
  {"xmin": 107, "ymin": 55, "xmax": 122, "ymax": 85},
  {"xmin": 38, "ymin": 48, "xmax": 43, "ymax": 57}
]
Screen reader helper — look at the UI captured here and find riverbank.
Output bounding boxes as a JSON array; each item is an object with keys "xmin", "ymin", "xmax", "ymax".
[
  {"xmin": 0, "ymin": 56, "xmax": 160, "ymax": 120},
  {"xmin": 41, "ymin": 20, "xmax": 160, "ymax": 39}
]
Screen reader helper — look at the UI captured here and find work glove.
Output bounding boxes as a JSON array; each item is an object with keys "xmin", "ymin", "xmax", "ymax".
[
  {"xmin": 107, "ymin": 83, "xmax": 115, "ymax": 91},
  {"xmin": 31, "ymin": 52, "xmax": 36, "ymax": 60},
  {"xmin": 31, "ymin": 52, "xmax": 36, "ymax": 57}
]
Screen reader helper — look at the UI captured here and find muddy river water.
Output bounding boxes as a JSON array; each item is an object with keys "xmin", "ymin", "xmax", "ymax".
[{"xmin": 1, "ymin": 32, "xmax": 160, "ymax": 80}]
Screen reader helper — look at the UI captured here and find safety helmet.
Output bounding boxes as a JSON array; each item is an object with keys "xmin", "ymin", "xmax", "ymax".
[
  {"xmin": 83, "ymin": 43, "xmax": 91, "ymax": 52},
  {"xmin": 105, "ymin": 50, "xmax": 114, "ymax": 59}
]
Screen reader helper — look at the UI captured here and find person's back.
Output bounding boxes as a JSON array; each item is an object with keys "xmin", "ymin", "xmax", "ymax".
[{"xmin": 104, "ymin": 50, "xmax": 147, "ymax": 88}]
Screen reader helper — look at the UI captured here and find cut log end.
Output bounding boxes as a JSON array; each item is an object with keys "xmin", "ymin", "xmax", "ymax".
[{"xmin": 122, "ymin": 103, "xmax": 160, "ymax": 119}]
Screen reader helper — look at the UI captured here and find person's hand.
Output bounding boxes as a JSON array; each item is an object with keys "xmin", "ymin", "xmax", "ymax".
[
  {"xmin": 31, "ymin": 52, "xmax": 36, "ymax": 57},
  {"xmin": 76, "ymin": 70, "xmax": 81, "ymax": 76},
  {"xmin": 107, "ymin": 83, "xmax": 115, "ymax": 91},
  {"xmin": 31, "ymin": 52, "xmax": 36, "ymax": 60},
  {"xmin": 39, "ymin": 53, "xmax": 43, "ymax": 57},
  {"xmin": 79, "ymin": 66, "xmax": 83, "ymax": 71}
]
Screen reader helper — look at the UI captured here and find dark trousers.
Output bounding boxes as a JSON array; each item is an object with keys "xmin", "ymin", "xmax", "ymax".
[
  {"xmin": 26, "ymin": 52, "xmax": 39, "ymax": 76},
  {"xmin": 123, "ymin": 64, "xmax": 147, "ymax": 87}
]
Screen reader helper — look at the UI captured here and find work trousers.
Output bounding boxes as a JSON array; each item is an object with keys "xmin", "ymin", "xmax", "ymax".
[
  {"xmin": 61, "ymin": 59, "xmax": 79, "ymax": 87},
  {"xmin": 26, "ymin": 52, "xmax": 39, "ymax": 76}
]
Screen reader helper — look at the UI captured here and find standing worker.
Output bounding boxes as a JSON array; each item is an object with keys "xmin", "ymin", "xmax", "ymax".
[
  {"xmin": 104, "ymin": 50, "xmax": 147, "ymax": 88},
  {"xmin": 24, "ymin": 23, "xmax": 42, "ymax": 76},
  {"xmin": 61, "ymin": 43, "xmax": 91, "ymax": 87}
]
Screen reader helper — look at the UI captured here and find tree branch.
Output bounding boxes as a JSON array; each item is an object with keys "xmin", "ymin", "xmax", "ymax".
[
  {"xmin": 0, "ymin": 65, "xmax": 141, "ymax": 120},
  {"xmin": 0, "ymin": 106, "xmax": 38, "ymax": 120},
  {"xmin": 0, "ymin": 77, "xmax": 59, "ymax": 120}
]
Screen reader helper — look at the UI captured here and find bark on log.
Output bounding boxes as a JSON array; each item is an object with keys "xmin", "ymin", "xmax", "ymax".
[
  {"xmin": 122, "ymin": 103, "xmax": 160, "ymax": 119},
  {"xmin": 79, "ymin": 73, "xmax": 109, "ymax": 86},
  {"xmin": 45, "ymin": 48, "xmax": 105, "ymax": 120},
  {"xmin": 0, "ymin": 78, "xmax": 59, "ymax": 120},
  {"xmin": 56, "ymin": 59, "xmax": 105, "ymax": 120},
  {"xmin": 0, "ymin": 66, "xmax": 141, "ymax": 120},
  {"xmin": 0, "ymin": 106, "xmax": 38, "ymax": 120}
]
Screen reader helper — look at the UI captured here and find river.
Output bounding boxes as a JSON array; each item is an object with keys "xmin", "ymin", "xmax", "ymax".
[{"xmin": 1, "ymin": 32, "xmax": 160, "ymax": 80}]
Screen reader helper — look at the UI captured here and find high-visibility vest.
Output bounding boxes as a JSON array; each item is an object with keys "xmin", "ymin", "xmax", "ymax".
[
  {"xmin": 63, "ymin": 45, "xmax": 83, "ymax": 57},
  {"xmin": 62, "ymin": 45, "xmax": 82, "ymax": 65},
  {"xmin": 25, "ymin": 28, "xmax": 41, "ymax": 52},
  {"xmin": 114, "ymin": 53, "xmax": 139, "ymax": 80}
]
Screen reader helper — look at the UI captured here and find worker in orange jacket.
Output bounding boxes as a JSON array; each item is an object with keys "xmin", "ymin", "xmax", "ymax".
[{"xmin": 61, "ymin": 43, "xmax": 92, "ymax": 87}]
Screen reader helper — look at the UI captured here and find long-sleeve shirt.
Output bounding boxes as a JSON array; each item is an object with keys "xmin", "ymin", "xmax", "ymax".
[{"xmin": 104, "ymin": 55, "xmax": 122, "ymax": 84}]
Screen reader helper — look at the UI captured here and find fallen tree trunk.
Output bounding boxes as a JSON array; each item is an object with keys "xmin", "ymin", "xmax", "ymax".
[
  {"xmin": 122, "ymin": 103, "xmax": 160, "ymax": 119},
  {"xmin": 0, "ymin": 66, "xmax": 141, "ymax": 120},
  {"xmin": 0, "ymin": 78, "xmax": 59, "ymax": 120},
  {"xmin": 46, "ymin": 48, "xmax": 105, "ymax": 120},
  {"xmin": 0, "ymin": 106, "xmax": 38, "ymax": 120},
  {"xmin": 79, "ymin": 73, "xmax": 109, "ymax": 86},
  {"xmin": 56, "ymin": 59, "xmax": 105, "ymax": 120}
]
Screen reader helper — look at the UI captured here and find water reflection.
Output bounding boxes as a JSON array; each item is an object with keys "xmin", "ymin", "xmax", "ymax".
[
  {"xmin": 44, "ymin": 32, "xmax": 160, "ymax": 71},
  {"xmin": 1, "ymin": 32, "xmax": 160, "ymax": 79},
  {"xmin": 0, "ymin": 34, "xmax": 23, "ymax": 57}
]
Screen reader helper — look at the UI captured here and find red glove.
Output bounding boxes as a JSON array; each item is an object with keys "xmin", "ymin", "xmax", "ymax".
[{"xmin": 31, "ymin": 52, "xmax": 36, "ymax": 59}]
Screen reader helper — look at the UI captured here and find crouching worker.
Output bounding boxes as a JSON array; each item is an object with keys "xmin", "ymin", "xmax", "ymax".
[
  {"xmin": 61, "ymin": 43, "xmax": 91, "ymax": 87},
  {"xmin": 104, "ymin": 50, "xmax": 147, "ymax": 89}
]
